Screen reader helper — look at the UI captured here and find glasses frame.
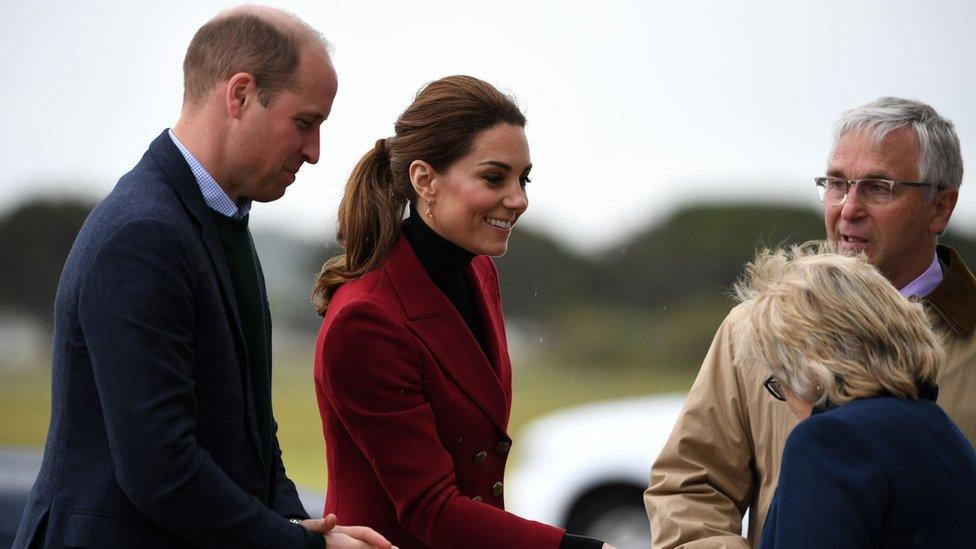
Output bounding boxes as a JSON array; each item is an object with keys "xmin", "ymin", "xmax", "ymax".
[
  {"xmin": 814, "ymin": 176, "xmax": 933, "ymax": 206},
  {"xmin": 763, "ymin": 375, "xmax": 786, "ymax": 401}
]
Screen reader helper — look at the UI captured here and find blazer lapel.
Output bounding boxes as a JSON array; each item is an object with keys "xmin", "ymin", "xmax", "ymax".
[
  {"xmin": 385, "ymin": 236, "xmax": 510, "ymax": 433},
  {"xmin": 467, "ymin": 261, "xmax": 513, "ymax": 420},
  {"xmin": 148, "ymin": 130, "xmax": 264, "ymax": 466}
]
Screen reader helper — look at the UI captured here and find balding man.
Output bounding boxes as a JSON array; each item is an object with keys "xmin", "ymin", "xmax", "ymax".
[
  {"xmin": 646, "ymin": 97, "xmax": 975, "ymax": 547},
  {"xmin": 13, "ymin": 7, "xmax": 390, "ymax": 548}
]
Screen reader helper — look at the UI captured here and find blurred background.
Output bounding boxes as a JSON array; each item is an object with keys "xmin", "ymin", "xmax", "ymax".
[{"xmin": 2, "ymin": 0, "xmax": 975, "ymax": 545}]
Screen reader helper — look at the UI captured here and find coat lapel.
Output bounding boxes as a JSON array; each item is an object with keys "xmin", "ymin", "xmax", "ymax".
[
  {"xmin": 148, "ymin": 130, "xmax": 264, "ymax": 466},
  {"xmin": 467, "ymin": 261, "xmax": 513, "ymax": 419},
  {"xmin": 385, "ymin": 236, "xmax": 510, "ymax": 433}
]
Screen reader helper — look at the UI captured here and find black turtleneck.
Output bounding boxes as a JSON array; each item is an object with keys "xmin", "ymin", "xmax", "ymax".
[
  {"xmin": 402, "ymin": 206, "xmax": 492, "ymax": 363},
  {"xmin": 401, "ymin": 207, "xmax": 604, "ymax": 549}
]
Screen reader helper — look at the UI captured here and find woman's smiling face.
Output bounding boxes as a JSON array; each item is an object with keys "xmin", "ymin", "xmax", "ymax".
[{"xmin": 422, "ymin": 123, "xmax": 531, "ymax": 257}]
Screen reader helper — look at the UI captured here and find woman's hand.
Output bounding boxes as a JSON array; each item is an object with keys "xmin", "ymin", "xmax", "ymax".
[
  {"xmin": 602, "ymin": 544, "xmax": 618, "ymax": 549},
  {"xmin": 300, "ymin": 514, "xmax": 396, "ymax": 549},
  {"xmin": 325, "ymin": 528, "xmax": 396, "ymax": 549}
]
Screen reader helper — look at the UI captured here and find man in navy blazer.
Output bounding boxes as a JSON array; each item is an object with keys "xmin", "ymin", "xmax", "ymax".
[{"xmin": 13, "ymin": 6, "xmax": 389, "ymax": 549}]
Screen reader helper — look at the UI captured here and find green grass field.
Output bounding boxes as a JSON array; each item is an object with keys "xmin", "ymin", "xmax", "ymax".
[{"xmin": 0, "ymin": 351, "xmax": 695, "ymax": 490}]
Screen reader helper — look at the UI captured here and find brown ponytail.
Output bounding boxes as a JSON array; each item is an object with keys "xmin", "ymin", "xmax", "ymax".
[{"xmin": 312, "ymin": 75, "xmax": 526, "ymax": 315}]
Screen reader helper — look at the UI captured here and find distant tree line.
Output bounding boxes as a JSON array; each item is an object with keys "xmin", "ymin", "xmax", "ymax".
[
  {"xmin": 496, "ymin": 205, "xmax": 976, "ymax": 372},
  {"xmin": 0, "ymin": 199, "xmax": 93, "ymax": 325},
  {"xmin": 3, "ymin": 197, "xmax": 975, "ymax": 373}
]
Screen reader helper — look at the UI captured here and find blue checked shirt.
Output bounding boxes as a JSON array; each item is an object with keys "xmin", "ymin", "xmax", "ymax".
[{"xmin": 168, "ymin": 129, "xmax": 251, "ymax": 219}]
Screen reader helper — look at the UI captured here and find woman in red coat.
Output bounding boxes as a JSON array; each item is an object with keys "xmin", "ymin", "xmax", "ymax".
[{"xmin": 311, "ymin": 76, "xmax": 611, "ymax": 549}]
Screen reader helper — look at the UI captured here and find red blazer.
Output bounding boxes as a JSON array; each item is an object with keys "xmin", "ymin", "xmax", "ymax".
[{"xmin": 314, "ymin": 235, "xmax": 565, "ymax": 548}]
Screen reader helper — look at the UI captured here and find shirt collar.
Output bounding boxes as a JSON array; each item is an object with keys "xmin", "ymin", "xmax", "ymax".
[
  {"xmin": 167, "ymin": 129, "xmax": 251, "ymax": 219},
  {"xmin": 899, "ymin": 253, "xmax": 943, "ymax": 299}
]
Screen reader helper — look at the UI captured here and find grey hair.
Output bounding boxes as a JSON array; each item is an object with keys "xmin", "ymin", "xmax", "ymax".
[
  {"xmin": 733, "ymin": 242, "xmax": 942, "ymax": 408},
  {"xmin": 832, "ymin": 97, "xmax": 963, "ymax": 200}
]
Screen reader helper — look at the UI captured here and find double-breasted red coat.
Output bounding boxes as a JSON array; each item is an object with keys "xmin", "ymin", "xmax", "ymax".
[{"xmin": 313, "ymin": 234, "xmax": 565, "ymax": 548}]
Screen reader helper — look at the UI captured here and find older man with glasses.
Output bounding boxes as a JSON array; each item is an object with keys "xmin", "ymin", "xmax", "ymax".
[{"xmin": 645, "ymin": 97, "xmax": 976, "ymax": 548}]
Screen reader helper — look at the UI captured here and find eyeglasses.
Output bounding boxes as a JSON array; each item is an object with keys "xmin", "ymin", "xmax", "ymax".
[
  {"xmin": 815, "ymin": 176, "xmax": 933, "ymax": 207},
  {"xmin": 763, "ymin": 376, "xmax": 786, "ymax": 401}
]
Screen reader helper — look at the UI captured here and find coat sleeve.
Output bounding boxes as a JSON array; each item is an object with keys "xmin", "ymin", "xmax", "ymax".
[
  {"xmin": 78, "ymin": 218, "xmax": 306, "ymax": 549},
  {"xmin": 320, "ymin": 299, "xmax": 565, "ymax": 548},
  {"xmin": 271, "ymin": 416, "xmax": 312, "ymax": 519},
  {"xmin": 759, "ymin": 416, "xmax": 884, "ymax": 548},
  {"xmin": 645, "ymin": 309, "xmax": 754, "ymax": 549}
]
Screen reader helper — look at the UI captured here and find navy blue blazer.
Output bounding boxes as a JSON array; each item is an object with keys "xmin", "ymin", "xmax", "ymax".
[
  {"xmin": 761, "ymin": 394, "xmax": 976, "ymax": 548},
  {"xmin": 14, "ymin": 131, "xmax": 310, "ymax": 548}
]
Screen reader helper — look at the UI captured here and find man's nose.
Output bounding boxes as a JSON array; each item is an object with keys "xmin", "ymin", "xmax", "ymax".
[
  {"xmin": 303, "ymin": 129, "xmax": 321, "ymax": 165},
  {"xmin": 839, "ymin": 184, "xmax": 867, "ymax": 219}
]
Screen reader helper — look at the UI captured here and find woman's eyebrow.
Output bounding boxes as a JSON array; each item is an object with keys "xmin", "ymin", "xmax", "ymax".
[{"xmin": 478, "ymin": 160, "xmax": 512, "ymax": 171}]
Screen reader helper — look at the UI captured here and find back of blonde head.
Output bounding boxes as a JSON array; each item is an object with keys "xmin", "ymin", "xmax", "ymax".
[{"xmin": 733, "ymin": 242, "xmax": 943, "ymax": 407}]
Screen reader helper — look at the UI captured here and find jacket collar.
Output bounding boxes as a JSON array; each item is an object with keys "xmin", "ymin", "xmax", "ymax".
[
  {"xmin": 145, "ymin": 129, "xmax": 265, "ymax": 467},
  {"xmin": 924, "ymin": 245, "xmax": 976, "ymax": 337},
  {"xmin": 146, "ymin": 130, "xmax": 246, "ymax": 342},
  {"xmin": 384, "ymin": 234, "xmax": 511, "ymax": 433}
]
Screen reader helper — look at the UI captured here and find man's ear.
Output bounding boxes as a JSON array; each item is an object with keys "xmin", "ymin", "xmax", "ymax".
[
  {"xmin": 225, "ymin": 72, "xmax": 257, "ymax": 118},
  {"xmin": 409, "ymin": 160, "xmax": 437, "ymax": 201},
  {"xmin": 931, "ymin": 188, "xmax": 958, "ymax": 236}
]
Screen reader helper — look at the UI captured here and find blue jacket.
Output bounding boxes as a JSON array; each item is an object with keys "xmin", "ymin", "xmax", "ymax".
[
  {"xmin": 761, "ymin": 393, "xmax": 976, "ymax": 548},
  {"xmin": 13, "ymin": 131, "xmax": 310, "ymax": 548}
]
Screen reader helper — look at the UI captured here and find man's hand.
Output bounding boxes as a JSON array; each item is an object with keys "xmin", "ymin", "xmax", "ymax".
[
  {"xmin": 299, "ymin": 514, "xmax": 338, "ymax": 534},
  {"xmin": 299, "ymin": 514, "xmax": 395, "ymax": 549}
]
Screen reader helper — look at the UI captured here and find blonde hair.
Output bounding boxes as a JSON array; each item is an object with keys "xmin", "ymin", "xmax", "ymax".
[{"xmin": 733, "ymin": 242, "xmax": 943, "ymax": 408}]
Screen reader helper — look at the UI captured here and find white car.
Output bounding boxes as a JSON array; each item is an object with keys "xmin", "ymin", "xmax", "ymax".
[{"xmin": 506, "ymin": 394, "xmax": 686, "ymax": 549}]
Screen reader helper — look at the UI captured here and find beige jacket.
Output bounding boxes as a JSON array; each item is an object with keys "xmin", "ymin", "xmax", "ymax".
[{"xmin": 645, "ymin": 245, "xmax": 976, "ymax": 548}]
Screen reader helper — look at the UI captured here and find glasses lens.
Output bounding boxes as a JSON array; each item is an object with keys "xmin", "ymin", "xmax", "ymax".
[
  {"xmin": 856, "ymin": 179, "xmax": 893, "ymax": 206},
  {"xmin": 764, "ymin": 376, "xmax": 786, "ymax": 401},
  {"xmin": 816, "ymin": 177, "xmax": 848, "ymax": 205}
]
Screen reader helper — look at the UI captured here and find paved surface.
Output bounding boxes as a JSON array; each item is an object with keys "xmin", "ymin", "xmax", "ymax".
[
  {"xmin": 0, "ymin": 447, "xmax": 40, "ymax": 547},
  {"xmin": 0, "ymin": 447, "xmax": 41, "ymax": 491}
]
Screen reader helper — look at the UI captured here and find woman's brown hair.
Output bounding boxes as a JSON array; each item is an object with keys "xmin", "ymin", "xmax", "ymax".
[{"xmin": 312, "ymin": 75, "xmax": 526, "ymax": 315}]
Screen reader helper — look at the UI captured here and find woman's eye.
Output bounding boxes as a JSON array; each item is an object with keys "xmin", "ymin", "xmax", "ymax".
[
  {"xmin": 483, "ymin": 174, "xmax": 504, "ymax": 185},
  {"xmin": 520, "ymin": 176, "xmax": 532, "ymax": 187},
  {"xmin": 296, "ymin": 119, "xmax": 311, "ymax": 130}
]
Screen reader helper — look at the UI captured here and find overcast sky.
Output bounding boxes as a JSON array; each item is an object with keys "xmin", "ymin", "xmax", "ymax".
[{"xmin": 2, "ymin": 0, "xmax": 974, "ymax": 253}]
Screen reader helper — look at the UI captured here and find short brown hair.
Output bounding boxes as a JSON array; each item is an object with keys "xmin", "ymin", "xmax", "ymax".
[{"xmin": 183, "ymin": 12, "xmax": 311, "ymax": 106}]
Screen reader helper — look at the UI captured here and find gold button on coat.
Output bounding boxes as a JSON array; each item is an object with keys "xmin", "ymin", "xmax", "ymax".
[
  {"xmin": 491, "ymin": 481, "xmax": 504, "ymax": 497},
  {"xmin": 474, "ymin": 451, "xmax": 488, "ymax": 463},
  {"xmin": 495, "ymin": 441, "xmax": 511, "ymax": 454}
]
